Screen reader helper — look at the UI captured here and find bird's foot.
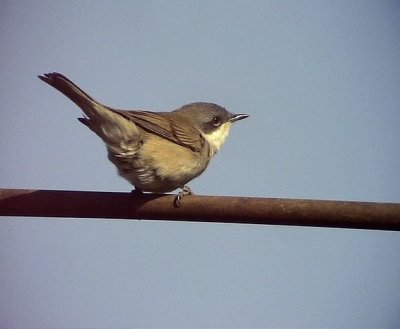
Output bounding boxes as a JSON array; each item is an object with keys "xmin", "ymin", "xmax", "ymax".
[
  {"xmin": 174, "ymin": 186, "xmax": 194, "ymax": 208},
  {"xmin": 131, "ymin": 187, "xmax": 143, "ymax": 196}
]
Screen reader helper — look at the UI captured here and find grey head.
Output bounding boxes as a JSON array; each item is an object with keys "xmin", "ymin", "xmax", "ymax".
[
  {"xmin": 173, "ymin": 102, "xmax": 249, "ymax": 154},
  {"xmin": 174, "ymin": 102, "xmax": 248, "ymax": 134}
]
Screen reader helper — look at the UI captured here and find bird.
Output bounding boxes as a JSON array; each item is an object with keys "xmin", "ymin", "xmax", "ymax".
[{"xmin": 38, "ymin": 72, "xmax": 248, "ymax": 205}]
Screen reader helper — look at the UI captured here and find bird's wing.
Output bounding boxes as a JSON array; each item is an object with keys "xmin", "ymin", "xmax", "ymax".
[{"xmin": 112, "ymin": 109, "xmax": 204, "ymax": 152}]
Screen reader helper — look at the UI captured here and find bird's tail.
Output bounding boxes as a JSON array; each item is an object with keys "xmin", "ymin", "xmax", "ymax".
[
  {"xmin": 38, "ymin": 72, "xmax": 140, "ymax": 149},
  {"xmin": 38, "ymin": 72, "xmax": 108, "ymax": 120}
]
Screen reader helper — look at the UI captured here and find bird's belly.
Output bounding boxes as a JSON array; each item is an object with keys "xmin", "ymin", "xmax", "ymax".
[{"xmin": 109, "ymin": 137, "xmax": 209, "ymax": 193}]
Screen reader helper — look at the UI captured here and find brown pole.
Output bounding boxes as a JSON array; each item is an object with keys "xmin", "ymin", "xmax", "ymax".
[{"xmin": 0, "ymin": 188, "xmax": 399, "ymax": 231}]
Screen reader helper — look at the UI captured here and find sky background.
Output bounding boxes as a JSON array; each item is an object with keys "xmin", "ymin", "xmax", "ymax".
[{"xmin": 1, "ymin": 1, "xmax": 400, "ymax": 328}]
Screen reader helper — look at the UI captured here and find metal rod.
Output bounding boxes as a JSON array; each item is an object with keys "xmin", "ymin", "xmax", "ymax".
[{"xmin": 0, "ymin": 188, "xmax": 399, "ymax": 231}]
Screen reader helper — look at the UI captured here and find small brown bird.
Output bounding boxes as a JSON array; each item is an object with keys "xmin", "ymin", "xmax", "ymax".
[{"xmin": 38, "ymin": 72, "xmax": 248, "ymax": 203}]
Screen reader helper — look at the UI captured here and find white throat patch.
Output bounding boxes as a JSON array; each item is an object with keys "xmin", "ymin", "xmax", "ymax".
[{"xmin": 202, "ymin": 122, "xmax": 232, "ymax": 156}]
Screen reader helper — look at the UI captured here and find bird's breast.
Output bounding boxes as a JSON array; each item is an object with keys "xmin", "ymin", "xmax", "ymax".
[{"xmin": 110, "ymin": 134, "xmax": 211, "ymax": 192}]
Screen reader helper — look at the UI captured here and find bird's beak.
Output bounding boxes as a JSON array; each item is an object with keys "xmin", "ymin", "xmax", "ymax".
[{"xmin": 229, "ymin": 113, "xmax": 249, "ymax": 122}]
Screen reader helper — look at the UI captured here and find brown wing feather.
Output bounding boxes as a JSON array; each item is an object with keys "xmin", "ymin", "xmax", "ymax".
[{"xmin": 110, "ymin": 109, "xmax": 204, "ymax": 152}]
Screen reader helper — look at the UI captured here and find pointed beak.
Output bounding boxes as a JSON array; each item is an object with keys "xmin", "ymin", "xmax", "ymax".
[{"xmin": 229, "ymin": 113, "xmax": 249, "ymax": 122}]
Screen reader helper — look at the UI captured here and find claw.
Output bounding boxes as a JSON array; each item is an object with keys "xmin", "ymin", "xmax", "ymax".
[
  {"xmin": 131, "ymin": 187, "xmax": 143, "ymax": 196},
  {"xmin": 174, "ymin": 186, "xmax": 193, "ymax": 208}
]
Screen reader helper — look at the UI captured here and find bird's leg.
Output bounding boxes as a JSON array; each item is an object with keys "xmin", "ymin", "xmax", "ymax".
[
  {"xmin": 174, "ymin": 185, "xmax": 194, "ymax": 208},
  {"xmin": 131, "ymin": 186, "xmax": 143, "ymax": 196}
]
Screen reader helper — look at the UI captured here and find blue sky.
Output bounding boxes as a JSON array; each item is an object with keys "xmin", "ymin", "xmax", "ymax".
[{"xmin": 1, "ymin": 1, "xmax": 400, "ymax": 328}]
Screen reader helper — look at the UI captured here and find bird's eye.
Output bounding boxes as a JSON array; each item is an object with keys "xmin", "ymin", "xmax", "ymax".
[{"xmin": 212, "ymin": 116, "xmax": 221, "ymax": 126}]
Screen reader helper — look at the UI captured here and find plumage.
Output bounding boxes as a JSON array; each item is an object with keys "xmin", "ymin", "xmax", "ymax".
[{"xmin": 38, "ymin": 72, "xmax": 248, "ymax": 193}]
